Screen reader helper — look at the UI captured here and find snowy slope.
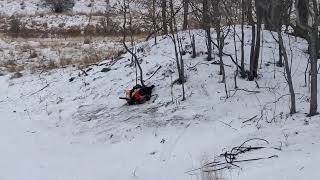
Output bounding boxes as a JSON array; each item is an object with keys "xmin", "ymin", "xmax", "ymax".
[
  {"xmin": 0, "ymin": 27, "xmax": 320, "ymax": 180},
  {"xmin": 0, "ymin": 0, "xmax": 113, "ymax": 16}
]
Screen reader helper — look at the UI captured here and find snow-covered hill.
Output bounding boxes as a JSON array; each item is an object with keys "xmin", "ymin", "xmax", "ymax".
[
  {"xmin": 0, "ymin": 27, "xmax": 320, "ymax": 180},
  {"xmin": 0, "ymin": 0, "xmax": 113, "ymax": 16}
]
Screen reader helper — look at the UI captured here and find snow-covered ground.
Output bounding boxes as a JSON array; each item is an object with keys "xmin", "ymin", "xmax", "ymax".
[
  {"xmin": 0, "ymin": 0, "xmax": 113, "ymax": 16},
  {"xmin": 1, "ymin": 27, "xmax": 320, "ymax": 180}
]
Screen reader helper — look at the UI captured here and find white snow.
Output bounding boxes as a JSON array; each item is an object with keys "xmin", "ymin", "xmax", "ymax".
[
  {"xmin": 0, "ymin": 27, "xmax": 320, "ymax": 180},
  {"xmin": 0, "ymin": 0, "xmax": 112, "ymax": 16}
]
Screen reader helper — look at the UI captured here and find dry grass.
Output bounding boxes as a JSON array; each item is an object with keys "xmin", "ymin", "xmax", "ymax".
[
  {"xmin": 59, "ymin": 57, "xmax": 74, "ymax": 67},
  {"xmin": 1, "ymin": 60, "xmax": 24, "ymax": 73},
  {"xmin": 28, "ymin": 47, "xmax": 120, "ymax": 72},
  {"xmin": 46, "ymin": 60, "xmax": 58, "ymax": 70},
  {"xmin": 0, "ymin": 34, "xmax": 126, "ymax": 75},
  {"xmin": 80, "ymin": 49, "xmax": 102, "ymax": 67},
  {"xmin": 201, "ymin": 168, "xmax": 223, "ymax": 180}
]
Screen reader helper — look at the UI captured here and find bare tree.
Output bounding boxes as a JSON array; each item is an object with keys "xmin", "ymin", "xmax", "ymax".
[
  {"xmin": 122, "ymin": 0, "xmax": 145, "ymax": 87},
  {"xmin": 293, "ymin": 0, "xmax": 319, "ymax": 116},
  {"xmin": 270, "ymin": 0, "xmax": 296, "ymax": 114},
  {"xmin": 169, "ymin": 0, "xmax": 186, "ymax": 100},
  {"xmin": 278, "ymin": 32, "xmax": 296, "ymax": 114}
]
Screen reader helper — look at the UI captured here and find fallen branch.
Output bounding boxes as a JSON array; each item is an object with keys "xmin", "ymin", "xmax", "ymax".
[
  {"xmin": 144, "ymin": 65, "xmax": 162, "ymax": 82},
  {"xmin": 186, "ymin": 138, "xmax": 280, "ymax": 174},
  {"xmin": 217, "ymin": 120, "xmax": 238, "ymax": 131},
  {"xmin": 242, "ymin": 115, "xmax": 258, "ymax": 124},
  {"xmin": 211, "ymin": 60, "xmax": 232, "ymax": 67},
  {"xmin": 229, "ymin": 88, "xmax": 260, "ymax": 97},
  {"xmin": 29, "ymin": 84, "xmax": 49, "ymax": 96},
  {"xmin": 186, "ymin": 62, "xmax": 210, "ymax": 69}
]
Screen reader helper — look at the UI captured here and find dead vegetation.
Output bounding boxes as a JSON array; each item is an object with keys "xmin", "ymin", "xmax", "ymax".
[
  {"xmin": 0, "ymin": 60, "xmax": 24, "ymax": 73},
  {"xmin": 0, "ymin": 36, "xmax": 125, "ymax": 74},
  {"xmin": 0, "ymin": 12, "xmax": 142, "ymax": 38},
  {"xmin": 187, "ymin": 139, "xmax": 281, "ymax": 178}
]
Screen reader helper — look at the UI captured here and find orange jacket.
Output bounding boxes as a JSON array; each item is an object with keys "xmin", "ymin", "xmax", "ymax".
[{"xmin": 126, "ymin": 89, "xmax": 141, "ymax": 102}]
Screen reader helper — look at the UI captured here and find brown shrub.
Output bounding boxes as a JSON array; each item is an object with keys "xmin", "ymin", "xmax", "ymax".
[{"xmin": 2, "ymin": 60, "xmax": 24, "ymax": 73}]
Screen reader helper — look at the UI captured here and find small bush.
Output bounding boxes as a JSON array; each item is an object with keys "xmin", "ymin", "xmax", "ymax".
[
  {"xmin": 83, "ymin": 38, "xmax": 91, "ymax": 44},
  {"xmin": 8, "ymin": 16, "xmax": 21, "ymax": 37},
  {"xmin": 42, "ymin": 0, "xmax": 75, "ymax": 13},
  {"xmin": 10, "ymin": 72, "xmax": 23, "ymax": 79},
  {"xmin": 2, "ymin": 60, "xmax": 24, "ymax": 73}
]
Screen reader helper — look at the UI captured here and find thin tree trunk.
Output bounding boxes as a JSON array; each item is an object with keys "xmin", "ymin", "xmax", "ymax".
[
  {"xmin": 308, "ymin": 0, "xmax": 319, "ymax": 116},
  {"xmin": 240, "ymin": 0, "xmax": 246, "ymax": 78},
  {"xmin": 169, "ymin": 0, "xmax": 182, "ymax": 82},
  {"xmin": 278, "ymin": 30, "xmax": 296, "ymax": 114},
  {"xmin": 277, "ymin": 41, "xmax": 283, "ymax": 67},
  {"xmin": 122, "ymin": 0, "xmax": 145, "ymax": 87},
  {"xmin": 152, "ymin": 0, "xmax": 157, "ymax": 44},
  {"xmin": 248, "ymin": 0, "xmax": 256, "ymax": 81},
  {"xmin": 253, "ymin": 14, "xmax": 262, "ymax": 78},
  {"xmin": 183, "ymin": 0, "xmax": 189, "ymax": 30},
  {"xmin": 203, "ymin": 0, "xmax": 212, "ymax": 60},
  {"xmin": 233, "ymin": 23, "xmax": 239, "ymax": 88},
  {"xmin": 161, "ymin": 0, "xmax": 168, "ymax": 35}
]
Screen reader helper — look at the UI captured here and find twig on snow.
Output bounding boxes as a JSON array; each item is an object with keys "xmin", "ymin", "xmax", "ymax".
[
  {"xmin": 242, "ymin": 115, "xmax": 258, "ymax": 124},
  {"xmin": 28, "ymin": 84, "xmax": 49, "ymax": 96}
]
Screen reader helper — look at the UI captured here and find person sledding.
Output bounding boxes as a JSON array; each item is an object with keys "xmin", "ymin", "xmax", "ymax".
[
  {"xmin": 120, "ymin": 84, "xmax": 155, "ymax": 105},
  {"xmin": 118, "ymin": 50, "xmax": 160, "ymax": 105}
]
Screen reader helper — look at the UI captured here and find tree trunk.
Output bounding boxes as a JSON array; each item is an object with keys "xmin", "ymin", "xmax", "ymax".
[
  {"xmin": 308, "ymin": 0, "xmax": 319, "ymax": 116},
  {"xmin": 277, "ymin": 42, "xmax": 283, "ymax": 67},
  {"xmin": 240, "ymin": 0, "xmax": 246, "ymax": 78},
  {"xmin": 248, "ymin": 0, "xmax": 256, "ymax": 81},
  {"xmin": 203, "ymin": 0, "xmax": 212, "ymax": 60},
  {"xmin": 192, "ymin": 34, "xmax": 196, "ymax": 58},
  {"xmin": 183, "ymin": 0, "xmax": 189, "ymax": 30},
  {"xmin": 263, "ymin": 0, "xmax": 282, "ymax": 31},
  {"xmin": 296, "ymin": 0, "xmax": 310, "ymax": 26},
  {"xmin": 169, "ymin": 0, "xmax": 182, "ymax": 82},
  {"xmin": 152, "ymin": 0, "xmax": 157, "ymax": 44},
  {"xmin": 294, "ymin": 0, "xmax": 310, "ymax": 39},
  {"xmin": 253, "ymin": 13, "xmax": 262, "ymax": 77},
  {"xmin": 161, "ymin": 0, "xmax": 168, "ymax": 35}
]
